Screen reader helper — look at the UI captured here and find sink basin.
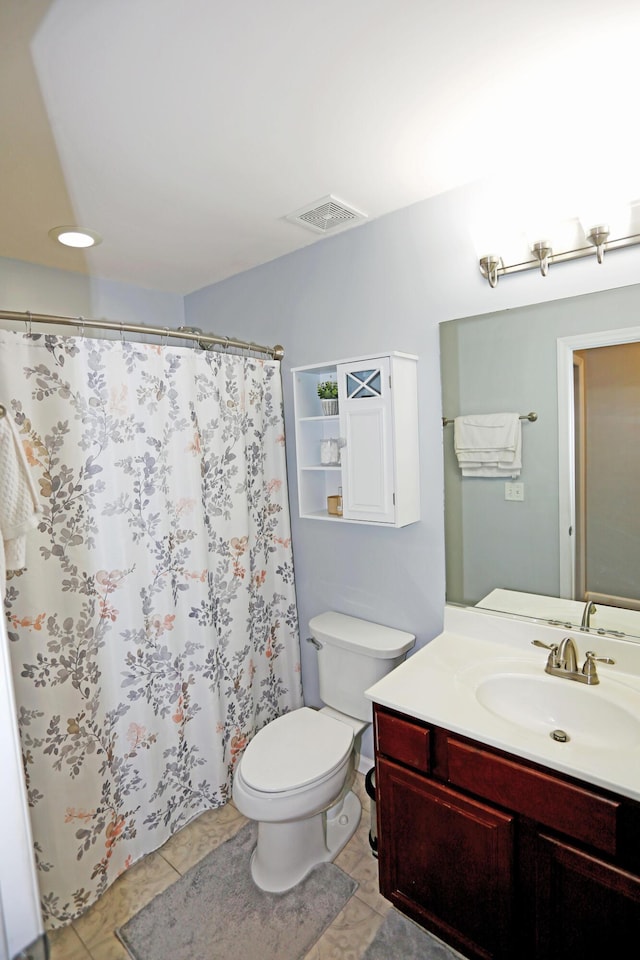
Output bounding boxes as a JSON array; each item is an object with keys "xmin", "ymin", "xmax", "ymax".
[{"xmin": 475, "ymin": 672, "xmax": 640, "ymax": 748}]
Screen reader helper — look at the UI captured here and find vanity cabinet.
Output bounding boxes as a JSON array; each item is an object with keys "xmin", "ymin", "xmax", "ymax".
[
  {"xmin": 374, "ymin": 704, "xmax": 640, "ymax": 960},
  {"xmin": 291, "ymin": 353, "xmax": 419, "ymax": 526}
]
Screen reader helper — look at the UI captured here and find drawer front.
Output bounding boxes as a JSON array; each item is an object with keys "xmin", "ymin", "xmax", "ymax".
[
  {"xmin": 375, "ymin": 708, "xmax": 430, "ymax": 773},
  {"xmin": 447, "ymin": 738, "xmax": 620, "ymax": 856}
]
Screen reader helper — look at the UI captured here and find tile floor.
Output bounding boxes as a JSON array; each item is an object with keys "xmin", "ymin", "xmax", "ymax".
[{"xmin": 46, "ymin": 772, "xmax": 393, "ymax": 960}]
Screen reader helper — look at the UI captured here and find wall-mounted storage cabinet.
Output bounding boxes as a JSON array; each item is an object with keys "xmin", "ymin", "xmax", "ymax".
[{"xmin": 291, "ymin": 352, "xmax": 420, "ymax": 526}]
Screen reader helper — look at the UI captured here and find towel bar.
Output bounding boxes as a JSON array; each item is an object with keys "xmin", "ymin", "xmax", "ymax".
[{"xmin": 442, "ymin": 411, "xmax": 537, "ymax": 426}]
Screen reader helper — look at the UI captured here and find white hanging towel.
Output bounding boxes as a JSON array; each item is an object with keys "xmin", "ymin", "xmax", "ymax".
[
  {"xmin": 0, "ymin": 409, "xmax": 42, "ymax": 597},
  {"xmin": 454, "ymin": 412, "xmax": 522, "ymax": 478}
]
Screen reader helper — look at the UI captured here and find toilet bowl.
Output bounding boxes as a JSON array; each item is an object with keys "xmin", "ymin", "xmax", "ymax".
[
  {"xmin": 232, "ymin": 611, "xmax": 415, "ymax": 892},
  {"xmin": 233, "ymin": 706, "xmax": 362, "ymax": 891}
]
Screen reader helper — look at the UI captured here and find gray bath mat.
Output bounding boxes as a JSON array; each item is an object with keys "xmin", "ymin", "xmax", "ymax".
[
  {"xmin": 116, "ymin": 821, "xmax": 357, "ymax": 960},
  {"xmin": 363, "ymin": 908, "xmax": 466, "ymax": 960}
]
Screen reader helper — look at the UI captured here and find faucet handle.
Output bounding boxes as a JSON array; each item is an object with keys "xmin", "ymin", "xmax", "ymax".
[
  {"xmin": 583, "ymin": 650, "xmax": 615, "ymax": 666},
  {"xmin": 532, "ymin": 640, "xmax": 558, "ymax": 651},
  {"xmin": 582, "ymin": 650, "xmax": 616, "ymax": 683},
  {"xmin": 532, "ymin": 639, "xmax": 560, "ymax": 668}
]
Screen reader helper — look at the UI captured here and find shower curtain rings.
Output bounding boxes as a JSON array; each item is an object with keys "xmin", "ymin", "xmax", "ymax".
[
  {"xmin": 25, "ymin": 311, "xmax": 32, "ymax": 337},
  {"xmin": 161, "ymin": 327, "xmax": 169, "ymax": 346},
  {"xmin": 77, "ymin": 316, "xmax": 86, "ymax": 338},
  {"xmin": 120, "ymin": 323, "xmax": 125, "ymax": 343}
]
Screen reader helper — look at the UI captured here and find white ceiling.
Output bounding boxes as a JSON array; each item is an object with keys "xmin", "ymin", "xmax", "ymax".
[{"xmin": 2, "ymin": 0, "xmax": 640, "ymax": 295}]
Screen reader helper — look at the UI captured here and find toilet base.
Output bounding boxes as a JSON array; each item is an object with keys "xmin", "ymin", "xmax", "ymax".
[
  {"xmin": 325, "ymin": 788, "xmax": 361, "ymax": 857},
  {"xmin": 249, "ymin": 789, "xmax": 362, "ymax": 893}
]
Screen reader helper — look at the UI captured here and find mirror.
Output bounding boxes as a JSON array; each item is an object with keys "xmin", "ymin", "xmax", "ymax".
[{"xmin": 440, "ymin": 282, "xmax": 640, "ymax": 642}]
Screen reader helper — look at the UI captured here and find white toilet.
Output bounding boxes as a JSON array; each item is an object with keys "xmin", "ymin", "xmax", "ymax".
[{"xmin": 232, "ymin": 611, "xmax": 415, "ymax": 892}]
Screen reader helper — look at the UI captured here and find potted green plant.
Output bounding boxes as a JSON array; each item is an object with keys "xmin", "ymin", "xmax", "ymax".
[{"xmin": 317, "ymin": 379, "xmax": 339, "ymax": 415}]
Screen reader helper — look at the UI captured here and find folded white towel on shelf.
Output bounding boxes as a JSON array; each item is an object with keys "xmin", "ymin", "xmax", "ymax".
[
  {"xmin": 454, "ymin": 412, "xmax": 522, "ymax": 478},
  {"xmin": 0, "ymin": 409, "xmax": 41, "ymax": 596}
]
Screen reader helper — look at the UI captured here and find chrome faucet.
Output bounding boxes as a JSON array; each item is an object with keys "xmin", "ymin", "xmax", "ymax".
[
  {"xmin": 532, "ymin": 637, "xmax": 615, "ymax": 685},
  {"xmin": 580, "ymin": 600, "xmax": 597, "ymax": 631},
  {"xmin": 557, "ymin": 636, "xmax": 578, "ymax": 672}
]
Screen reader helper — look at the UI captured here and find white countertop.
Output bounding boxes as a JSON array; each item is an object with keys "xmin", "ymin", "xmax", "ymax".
[{"xmin": 365, "ymin": 604, "xmax": 640, "ymax": 803}]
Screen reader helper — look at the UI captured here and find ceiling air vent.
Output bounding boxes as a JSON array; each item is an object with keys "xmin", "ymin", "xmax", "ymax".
[{"xmin": 285, "ymin": 195, "xmax": 368, "ymax": 234}]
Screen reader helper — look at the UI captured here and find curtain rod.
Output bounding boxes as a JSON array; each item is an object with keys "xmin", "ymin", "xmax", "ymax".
[{"xmin": 0, "ymin": 309, "xmax": 284, "ymax": 360}]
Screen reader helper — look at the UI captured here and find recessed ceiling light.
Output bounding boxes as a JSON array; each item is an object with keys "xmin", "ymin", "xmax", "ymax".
[{"xmin": 49, "ymin": 226, "xmax": 102, "ymax": 248}]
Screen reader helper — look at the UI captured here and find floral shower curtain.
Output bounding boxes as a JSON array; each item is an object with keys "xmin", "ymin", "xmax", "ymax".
[{"xmin": 0, "ymin": 329, "xmax": 302, "ymax": 928}]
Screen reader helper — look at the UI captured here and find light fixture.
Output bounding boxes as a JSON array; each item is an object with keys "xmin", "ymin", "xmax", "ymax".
[
  {"xmin": 531, "ymin": 240, "xmax": 552, "ymax": 277},
  {"xmin": 586, "ymin": 224, "xmax": 609, "ymax": 264},
  {"xmin": 49, "ymin": 226, "xmax": 102, "ymax": 249},
  {"xmin": 479, "ymin": 255, "xmax": 502, "ymax": 289},
  {"xmin": 478, "ymin": 221, "xmax": 640, "ymax": 287}
]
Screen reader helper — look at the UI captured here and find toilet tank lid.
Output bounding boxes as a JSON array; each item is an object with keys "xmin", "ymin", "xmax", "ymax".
[{"xmin": 309, "ymin": 612, "xmax": 415, "ymax": 658}]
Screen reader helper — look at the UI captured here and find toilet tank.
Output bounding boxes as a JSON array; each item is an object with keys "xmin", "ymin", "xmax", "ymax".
[{"xmin": 309, "ymin": 612, "xmax": 415, "ymax": 722}]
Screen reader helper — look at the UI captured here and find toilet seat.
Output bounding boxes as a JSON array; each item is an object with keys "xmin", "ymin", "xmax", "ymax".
[{"xmin": 241, "ymin": 707, "xmax": 353, "ymax": 794}]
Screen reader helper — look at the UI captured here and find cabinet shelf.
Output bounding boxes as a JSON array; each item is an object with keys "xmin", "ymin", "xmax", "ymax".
[
  {"xmin": 300, "ymin": 509, "xmax": 345, "ymax": 521},
  {"xmin": 301, "ymin": 464, "xmax": 341, "ymax": 471},
  {"xmin": 291, "ymin": 352, "xmax": 420, "ymax": 527},
  {"xmin": 299, "ymin": 414, "xmax": 340, "ymax": 423}
]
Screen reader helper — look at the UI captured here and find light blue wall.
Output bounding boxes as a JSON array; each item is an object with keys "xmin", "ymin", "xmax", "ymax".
[
  {"xmin": 0, "ymin": 257, "xmax": 185, "ymax": 328},
  {"xmin": 185, "ymin": 202, "xmax": 447, "ymax": 744}
]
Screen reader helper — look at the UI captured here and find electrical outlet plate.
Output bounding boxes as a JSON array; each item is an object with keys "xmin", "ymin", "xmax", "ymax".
[{"xmin": 505, "ymin": 482, "xmax": 524, "ymax": 501}]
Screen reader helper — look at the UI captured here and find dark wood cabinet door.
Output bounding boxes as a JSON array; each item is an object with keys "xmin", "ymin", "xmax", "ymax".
[
  {"xmin": 377, "ymin": 758, "xmax": 515, "ymax": 960},
  {"xmin": 535, "ymin": 833, "xmax": 640, "ymax": 958}
]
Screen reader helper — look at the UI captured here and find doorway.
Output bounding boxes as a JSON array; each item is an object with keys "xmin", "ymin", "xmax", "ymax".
[
  {"xmin": 574, "ymin": 341, "xmax": 640, "ymax": 608},
  {"xmin": 558, "ymin": 328, "xmax": 640, "ymax": 607}
]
